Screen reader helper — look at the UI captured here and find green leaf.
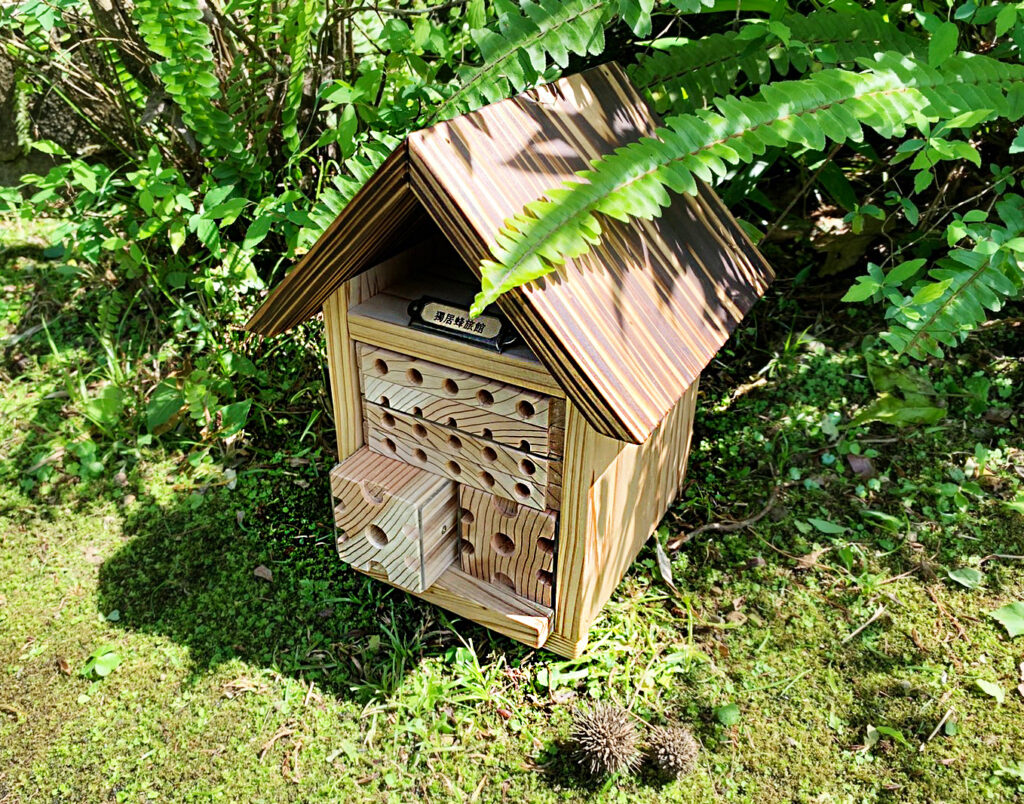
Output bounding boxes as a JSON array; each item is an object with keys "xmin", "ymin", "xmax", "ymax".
[
  {"xmin": 947, "ymin": 567, "xmax": 984, "ymax": 589},
  {"xmin": 147, "ymin": 380, "xmax": 185, "ymax": 432},
  {"xmin": 243, "ymin": 215, "xmax": 275, "ymax": 250},
  {"xmin": 216, "ymin": 399, "xmax": 252, "ymax": 437},
  {"xmin": 84, "ymin": 386, "xmax": 125, "ymax": 429},
  {"xmin": 976, "ymin": 679, "xmax": 1005, "ymax": 703},
  {"xmin": 911, "ymin": 279, "xmax": 953, "ymax": 305},
  {"xmin": 81, "ymin": 646, "xmax": 121, "ymax": 679},
  {"xmin": 990, "ymin": 602, "xmax": 1024, "ymax": 638},
  {"xmin": 929, "ymin": 22, "xmax": 959, "ymax": 67},
  {"xmin": 850, "ymin": 394, "xmax": 946, "ymax": 427},
  {"xmin": 995, "ymin": 4, "xmax": 1017, "ymax": 37},
  {"xmin": 1010, "ymin": 128, "xmax": 1024, "ymax": 154},
  {"xmin": 716, "ymin": 703, "xmax": 741, "ymax": 726},
  {"xmin": 842, "ymin": 279, "xmax": 880, "ymax": 302},
  {"xmin": 807, "ymin": 517, "xmax": 847, "ymax": 534}
]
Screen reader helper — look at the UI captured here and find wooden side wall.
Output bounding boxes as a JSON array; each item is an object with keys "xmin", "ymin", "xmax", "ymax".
[
  {"xmin": 547, "ymin": 381, "xmax": 699, "ymax": 657},
  {"xmin": 322, "ymin": 246, "xmax": 433, "ymax": 461}
]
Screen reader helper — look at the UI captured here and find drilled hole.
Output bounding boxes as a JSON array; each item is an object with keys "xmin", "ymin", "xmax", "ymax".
[
  {"xmin": 361, "ymin": 482, "xmax": 385, "ymax": 505},
  {"xmin": 513, "ymin": 483, "xmax": 530, "ymax": 500},
  {"xmin": 492, "ymin": 572, "xmax": 516, "ymax": 592},
  {"xmin": 460, "ymin": 507, "xmax": 475, "ymax": 524},
  {"xmin": 443, "ymin": 379, "xmax": 459, "ymax": 395},
  {"xmin": 519, "ymin": 440, "xmax": 532, "ymax": 453},
  {"xmin": 448, "ymin": 434, "xmax": 463, "ymax": 450},
  {"xmin": 373, "ymin": 359, "xmax": 388, "ymax": 376},
  {"xmin": 480, "ymin": 471, "xmax": 495, "ymax": 488},
  {"xmin": 476, "ymin": 389, "xmax": 494, "ymax": 406},
  {"xmin": 413, "ymin": 448, "xmax": 427, "ymax": 464},
  {"xmin": 366, "ymin": 525, "xmax": 389, "ymax": 548},
  {"xmin": 517, "ymin": 400, "xmax": 536, "ymax": 418},
  {"xmin": 379, "ymin": 395, "xmax": 390, "ymax": 407},
  {"xmin": 538, "ymin": 537, "xmax": 555, "ymax": 555},
  {"xmin": 406, "ymin": 368, "xmax": 423, "ymax": 385},
  {"xmin": 459, "ymin": 538, "xmax": 475, "ymax": 556},
  {"xmin": 447, "ymin": 460, "xmax": 462, "ymax": 476},
  {"xmin": 519, "ymin": 458, "xmax": 536, "ymax": 476},
  {"xmin": 381, "ymin": 412, "xmax": 396, "ymax": 429},
  {"xmin": 413, "ymin": 406, "xmax": 423, "ymax": 417},
  {"xmin": 446, "ymin": 417, "xmax": 458, "ymax": 428},
  {"xmin": 482, "ymin": 428, "xmax": 493, "ymax": 440},
  {"xmin": 383, "ymin": 437, "xmax": 397, "ymax": 454},
  {"xmin": 412, "ymin": 422, "xmax": 428, "ymax": 439},
  {"xmin": 491, "ymin": 532, "xmax": 515, "ymax": 556},
  {"xmin": 536, "ymin": 569, "xmax": 553, "ymax": 588},
  {"xmin": 481, "ymin": 446, "xmax": 497, "ymax": 463}
]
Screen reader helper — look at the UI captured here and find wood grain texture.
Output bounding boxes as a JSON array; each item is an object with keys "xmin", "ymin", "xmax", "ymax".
[
  {"xmin": 363, "ymin": 401, "xmax": 553, "ymax": 487},
  {"xmin": 322, "ymin": 286, "xmax": 363, "ymax": 460},
  {"xmin": 245, "ymin": 64, "xmax": 773, "ymax": 444},
  {"xmin": 361, "ymin": 374, "xmax": 555, "ymax": 456},
  {"xmin": 458, "ymin": 487, "xmax": 557, "ymax": 607},
  {"xmin": 356, "ymin": 343, "xmax": 551, "ymax": 425},
  {"xmin": 365, "ymin": 422, "xmax": 549, "ymax": 511},
  {"xmin": 359, "ymin": 564, "xmax": 552, "ymax": 648},
  {"xmin": 551, "ymin": 382, "xmax": 699, "ymax": 652},
  {"xmin": 330, "ymin": 448, "xmax": 458, "ymax": 592}
]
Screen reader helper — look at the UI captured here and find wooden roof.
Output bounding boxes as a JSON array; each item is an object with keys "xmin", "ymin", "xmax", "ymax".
[{"xmin": 246, "ymin": 63, "xmax": 773, "ymax": 444}]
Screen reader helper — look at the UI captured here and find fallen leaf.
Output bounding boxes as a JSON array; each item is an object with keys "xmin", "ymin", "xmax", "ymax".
[
  {"xmin": 990, "ymin": 602, "xmax": 1024, "ymax": 638},
  {"xmin": 254, "ymin": 565, "xmax": 273, "ymax": 583},
  {"xmin": 56, "ymin": 657, "xmax": 71, "ymax": 675},
  {"xmin": 795, "ymin": 547, "xmax": 830, "ymax": 571},
  {"xmin": 847, "ymin": 454, "xmax": 875, "ymax": 478},
  {"xmin": 654, "ymin": 537, "xmax": 676, "ymax": 591},
  {"xmin": 976, "ymin": 679, "xmax": 1005, "ymax": 704}
]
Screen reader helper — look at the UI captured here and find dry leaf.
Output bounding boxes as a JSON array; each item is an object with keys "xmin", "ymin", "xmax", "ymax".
[
  {"xmin": 254, "ymin": 565, "xmax": 273, "ymax": 583},
  {"xmin": 795, "ymin": 548, "xmax": 830, "ymax": 571},
  {"xmin": 847, "ymin": 455, "xmax": 875, "ymax": 478},
  {"xmin": 56, "ymin": 657, "xmax": 71, "ymax": 675}
]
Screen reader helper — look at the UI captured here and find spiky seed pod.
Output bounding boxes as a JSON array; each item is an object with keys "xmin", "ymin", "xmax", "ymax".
[
  {"xmin": 569, "ymin": 704, "xmax": 641, "ymax": 777},
  {"xmin": 648, "ymin": 725, "xmax": 699, "ymax": 779}
]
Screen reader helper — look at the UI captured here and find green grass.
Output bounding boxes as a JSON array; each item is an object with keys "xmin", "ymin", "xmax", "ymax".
[{"xmin": 2, "ymin": 235, "xmax": 1024, "ymax": 802}]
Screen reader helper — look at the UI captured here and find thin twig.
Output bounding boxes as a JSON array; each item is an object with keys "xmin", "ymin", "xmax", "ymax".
[
  {"xmin": 842, "ymin": 605, "xmax": 886, "ymax": 644},
  {"xmin": 763, "ymin": 142, "xmax": 842, "ymax": 242},
  {"xmin": 919, "ymin": 707, "xmax": 954, "ymax": 752},
  {"xmin": 667, "ymin": 485, "xmax": 783, "ymax": 552}
]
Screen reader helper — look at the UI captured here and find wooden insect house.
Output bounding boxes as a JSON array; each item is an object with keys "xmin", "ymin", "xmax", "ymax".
[{"xmin": 246, "ymin": 64, "xmax": 773, "ymax": 658}]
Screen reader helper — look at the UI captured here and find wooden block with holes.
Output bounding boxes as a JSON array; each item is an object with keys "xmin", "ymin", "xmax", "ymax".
[
  {"xmin": 357, "ymin": 343, "xmax": 552, "ymax": 425},
  {"xmin": 330, "ymin": 447, "xmax": 458, "ymax": 592},
  {"xmin": 458, "ymin": 487, "xmax": 557, "ymax": 607}
]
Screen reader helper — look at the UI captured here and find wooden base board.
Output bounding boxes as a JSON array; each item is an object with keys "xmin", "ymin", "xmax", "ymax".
[{"xmin": 358, "ymin": 564, "xmax": 553, "ymax": 649}]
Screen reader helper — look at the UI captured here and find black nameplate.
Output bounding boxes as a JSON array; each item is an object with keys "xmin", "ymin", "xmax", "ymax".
[{"xmin": 407, "ymin": 297, "xmax": 519, "ymax": 353}]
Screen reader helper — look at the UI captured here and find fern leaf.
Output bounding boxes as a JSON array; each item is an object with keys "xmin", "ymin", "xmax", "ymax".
[
  {"xmin": 281, "ymin": 0, "xmax": 315, "ymax": 153},
  {"xmin": 883, "ymin": 196, "xmax": 1024, "ymax": 358},
  {"xmin": 132, "ymin": 0, "xmax": 250, "ymax": 167},
  {"xmin": 473, "ymin": 52, "xmax": 1024, "ymax": 315},
  {"xmin": 428, "ymin": 0, "xmax": 613, "ymax": 124},
  {"xmin": 629, "ymin": 8, "xmax": 923, "ymax": 115}
]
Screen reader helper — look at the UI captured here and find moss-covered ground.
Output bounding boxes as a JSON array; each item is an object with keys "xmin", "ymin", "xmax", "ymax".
[{"xmin": 2, "ymin": 226, "xmax": 1023, "ymax": 802}]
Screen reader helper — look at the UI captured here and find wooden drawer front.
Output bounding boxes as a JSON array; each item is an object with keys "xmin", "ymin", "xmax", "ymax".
[
  {"xmin": 458, "ymin": 487, "xmax": 556, "ymax": 607},
  {"xmin": 330, "ymin": 448, "xmax": 458, "ymax": 592},
  {"xmin": 364, "ymin": 402, "xmax": 559, "ymax": 511},
  {"xmin": 356, "ymin": 343, "xmax": 558, "ymax": 431},
  {"xmin": 362, "ymin": 374, "xmax": 559, "ymax": 457}
]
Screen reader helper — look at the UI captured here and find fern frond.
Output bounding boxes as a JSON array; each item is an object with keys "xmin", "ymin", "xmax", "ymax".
[
  {"xmin": 281, "ymin": 0, "xmax": 316, "ymax": 153},
  {"xmin": 629, "ymin": 8, "xmax": 923, "ymax": 115},
  {"xmin": 428, "ymin": 0, "xmax": 614, "ymax": 124},
  {"xmin": 132, "ymin": 0, "xmax": 250, "ymax": 167},
  {"xmin": 883, "ymin": 195, "xmax": 1024, "ymax": 358},
  {"xmin": 472, "ymin": 52, "xmax": 1024, "ymax": 314}
]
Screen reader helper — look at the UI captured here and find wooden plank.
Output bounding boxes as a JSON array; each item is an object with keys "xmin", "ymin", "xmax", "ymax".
[
  {"xmin": 348, "ymin": 302, "xmax": 562, "ymax": 396},
  {"xmin": 363, "ymin": 401, "xmax": 552, "ymax": 487},
  {"xmin": 458, "ymin": 487, "xmax": 556, "ymax": 607},
  {"xmin": 366, "ymin": 424, "xmax": 549, "ymax": 512},
  {"xmin": 359, "ymin": 564, "xmax": 552, "ymax": 648},
  {"xmin": 550, "ymin": 383, "xmax": 700, "ymax": 651},
  {"xmin": 361, "ymin": 374, "xmax": 555, "ymax": 456},
  {"xmin": 330, "ymin": 449, "xmax": 458, "ymax": 592},
  {"xmin": 322, "ymin": 285, "xmax": 363, "ymax": 460},
  {"xmin": 356, "ymin": 342, "xmax": 551, "ymax": 424}
]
